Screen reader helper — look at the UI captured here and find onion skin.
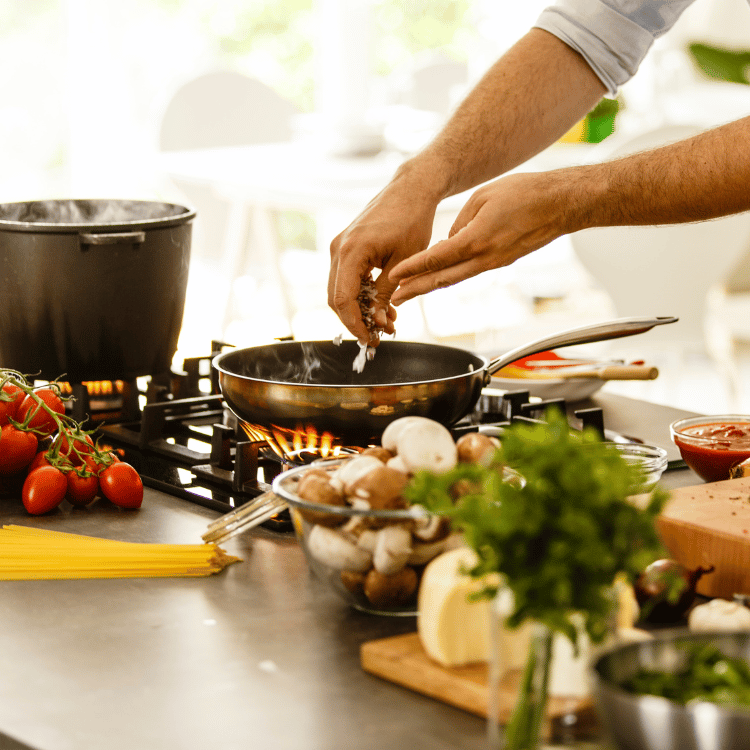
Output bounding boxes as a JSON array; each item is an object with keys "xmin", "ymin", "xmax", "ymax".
[{"xmin": 634, "ymin": 559, "xmax": 715, "ymax": 624}]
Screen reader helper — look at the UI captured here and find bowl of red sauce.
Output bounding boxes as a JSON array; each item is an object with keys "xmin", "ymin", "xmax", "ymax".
[{"xmin": 670, "ymin": 415, "xmax": 750, "ymax": 482}]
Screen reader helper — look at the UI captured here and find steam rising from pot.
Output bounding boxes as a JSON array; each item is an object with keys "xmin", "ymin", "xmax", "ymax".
[{"xmin": 0, "ymin": 199, "xmax": 192, "ymax": 227}]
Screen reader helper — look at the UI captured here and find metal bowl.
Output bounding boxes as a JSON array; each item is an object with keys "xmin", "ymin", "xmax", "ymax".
[{"xmin": 591, "ymin": 629, "xmax": 750, "ymax": 750}]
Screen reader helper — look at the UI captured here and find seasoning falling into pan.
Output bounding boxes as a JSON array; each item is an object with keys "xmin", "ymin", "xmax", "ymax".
[{"xmin": 213, "ymin": 316, "xmax": 678, "ymax": 441}]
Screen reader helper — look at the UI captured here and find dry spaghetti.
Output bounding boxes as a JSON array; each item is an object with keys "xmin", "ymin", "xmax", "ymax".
[{"xmin": 0, "ymin": 525, "xmax": 241, "ymax": 580}]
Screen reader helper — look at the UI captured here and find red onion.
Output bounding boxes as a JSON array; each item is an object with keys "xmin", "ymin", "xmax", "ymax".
[{"xmin": 634, "ymin": 559, "xmax": 715, "ymax": 624}]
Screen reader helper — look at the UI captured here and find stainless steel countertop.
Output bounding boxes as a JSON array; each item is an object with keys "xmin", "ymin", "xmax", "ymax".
[
  {"xmin": 0, "ymin": 394, "xmax": 702, "ymax": 750},
  {"xmin": 0, "ymin": 490, "xmax": 490, "ymax": 750}
]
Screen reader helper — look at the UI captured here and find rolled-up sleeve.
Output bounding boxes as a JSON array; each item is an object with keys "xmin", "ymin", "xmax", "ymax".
[{"xmin": 534, "ymin": 0, "xmax": 698, "ymax": 95}]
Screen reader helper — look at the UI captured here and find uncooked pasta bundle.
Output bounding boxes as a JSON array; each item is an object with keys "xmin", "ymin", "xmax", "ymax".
[{"xmin": 0, "ymin": 525, "xmax": 241, "ymax": 580}]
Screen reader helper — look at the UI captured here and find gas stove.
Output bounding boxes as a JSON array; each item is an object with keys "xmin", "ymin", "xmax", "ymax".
[{"xmin": 78, "ymin": 344, "xmax": 685, "ymax": 531}]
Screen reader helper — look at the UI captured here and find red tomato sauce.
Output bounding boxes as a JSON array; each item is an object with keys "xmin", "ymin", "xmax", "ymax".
[{"xmin": 674, "ymin": 422, "xmax": 750, "ymax": 482}]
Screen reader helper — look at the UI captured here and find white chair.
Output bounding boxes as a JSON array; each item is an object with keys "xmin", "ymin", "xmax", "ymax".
[
  {"xmin": 159, "ymin": 70, "xmax": 302, "ymax": 339},
  {"xmin": 569, "ymin": 124, "xmax": 750, "ymax": 406}
]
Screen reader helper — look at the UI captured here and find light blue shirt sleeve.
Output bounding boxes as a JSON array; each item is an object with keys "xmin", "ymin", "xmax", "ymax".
[{"xmin": 534, "ymin": 0, "xmax": 700, "ymax": 95}]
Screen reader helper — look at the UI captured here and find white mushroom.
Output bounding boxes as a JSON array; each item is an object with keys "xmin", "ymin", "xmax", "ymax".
[
  {"xmin": 340, "ymin": 514, "xmax": 368, "ymax": 537},
  {"xmin": 356, "ymin": 529, "xmax": 379, "ymax": 554},
  {"xmin": 407, "ymin": 537, "xmax": 449, "ymax": 566},
  {"xmin": 456, "ymin": 432, "xmax": 500, "ymax": 467},
  {"xmin": 396, "ymin": 419, "xmax": 458, "ymax": 475},
  {"xmin": 413, "ymin": 514, "xmax": 450, "ymax": 543},
  {"xmin": 372, "ymin": 523, "xmax": 413, "ymax": 575},
  {"xmin": 306, "ymin": 525, "xmax": 373, "ymax": 572},
  {"xmin": 360, "ymin": 446, "xmax": 393, "ymax": 463},
  {"xmin": 331, "ymin": 454, "xmax": 385, "ymax": 494},
  {"xmin": 688, "ymin": 598, "xmax": 750, "ymax": 632},
  {"xmin": 386, "ymin": 454, "xmax": 410, "ymax": 475},
  {"xmin": 381, "ymin": 416, "xmax": 434, "ymax": 453}
]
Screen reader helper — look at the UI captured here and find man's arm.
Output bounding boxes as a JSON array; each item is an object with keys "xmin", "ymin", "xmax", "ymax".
[
  {"xmin": 328, "ymin": 29, "xmax": 606, "ymax": 344},
  {"xmin": 581, "ymin": 117, "xmax": 750, "ymax": 227},
  {"xmin": 389, "ymin": 116, "xmax": 750, "ymax": 304},
  {"xmin": 397, "ymin": 28, "xmax": 607, "ymax": 200}
]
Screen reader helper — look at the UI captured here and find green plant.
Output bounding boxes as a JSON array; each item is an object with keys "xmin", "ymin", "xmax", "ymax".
[{"xmin": 405, "ymin": 410, "xmax": 670, "ymax": 749}]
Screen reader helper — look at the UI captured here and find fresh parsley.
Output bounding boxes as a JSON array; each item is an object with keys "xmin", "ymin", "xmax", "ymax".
[{"xmin": 405, "ymin": 409, "xmax": 670, "ymax": 646}]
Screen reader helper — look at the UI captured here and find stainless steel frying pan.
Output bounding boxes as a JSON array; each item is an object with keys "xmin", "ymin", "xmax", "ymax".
[{"xmin": 213, "ymin": 316, "xmax": 677, "ymax": 440}]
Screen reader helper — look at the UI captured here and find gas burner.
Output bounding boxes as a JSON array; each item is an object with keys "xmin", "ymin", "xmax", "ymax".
[
  {"xmin": 89, "ymin": 344, "xmax": 643, "ymax": 533},
  {"xmin": 59, "ymin": 379, "xmax": 140, "ymax": 424},
  {"xmin": 452, "ymin": 389, "xmax": 607, "ymax": 439}
]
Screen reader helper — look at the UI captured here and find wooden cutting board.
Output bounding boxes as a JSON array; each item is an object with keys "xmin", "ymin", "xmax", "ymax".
[
  {"xmin": 656, "ymin": 476, "xmax": 750, "ymax": 598},
  {"xmin": 361, "ymin": 479, "xmax": 750, "ymax": 733},
  {"xmin": 360, "ymin": 632, "xmax": 593, "ymax": 739}
]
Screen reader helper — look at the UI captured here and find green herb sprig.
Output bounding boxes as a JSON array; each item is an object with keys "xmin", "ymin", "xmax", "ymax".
[{"xmin": 405, "ymin": 409, "xmax": 670, "ymax": 647}]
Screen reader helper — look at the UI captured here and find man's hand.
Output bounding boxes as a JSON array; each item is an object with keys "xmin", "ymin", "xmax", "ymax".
[
  {"xmin": 327, "ymin": 29, "xmax": 607, "ymax": 336},
  {"xmin": 328, "ymin": 173, "xmax": 441, "ymax": 345},
  {"xmin": 390, "ymin": 114, "xmax": 750, "ymax": 307},
  {"xmin": 389, "ymin": 171, "xmax": 566, "ymax": 305}
]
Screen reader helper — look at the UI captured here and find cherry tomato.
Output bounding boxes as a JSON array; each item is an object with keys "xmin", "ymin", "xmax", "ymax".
[
  {"xmin": 0, "ymin": 424, "xmax": 38, "ymax": 475},
  {"xmin": 28, "ymin": 450, "xmax": 54, "ymax": 473},
  {"xmin": 82, "ymin": 455, "xmax": 103, "ymax": 475},
  {"xmin": 16, "ymin": 388, "xmax": 65, "ymax": 436},
  {"xmin": 22, "ymin": 465, "xmax": 67, "ymax": 514},
  {"xmin": 99, "ymin": 462, "xmax": 143, "ymax": 508},
  {"xmin": 0, "ymin": 384, "xmax": 24, "ymax": 426},
  {"xmin": 82, "ymin": 451, "xmax": 119, "ymax": 476},
  {"xmin": 66, "ymin": 470, "xmax": 99, "ymax": 507},
  {"xmin": 53, "ymin": 430, "xmax": 95, "ymax": 467}
]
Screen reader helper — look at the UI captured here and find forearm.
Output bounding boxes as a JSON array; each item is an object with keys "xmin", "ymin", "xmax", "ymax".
[
  {"xmin": 561, "ymin": 116, "xmax": 750, "ymax": 232},
  {"xmin": 393, "ymin": 28, "xmax": 607, "ymax": 202}
]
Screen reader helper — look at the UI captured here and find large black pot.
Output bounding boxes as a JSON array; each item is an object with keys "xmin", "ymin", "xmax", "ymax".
[{"xmin": 0, "ymin": 199, "xmax": 195, "ymax": 382}]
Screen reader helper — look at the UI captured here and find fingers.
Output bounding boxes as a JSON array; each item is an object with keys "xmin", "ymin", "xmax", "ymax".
[
  {"xmin": 389, "ymin": 193, "xmax": 485, "ymax": 292},
  {"xmin": 371, "ymin": 267, "xmax": 399, "ymax": 337},
  {"xmin": 448, "ymin": 194, "xmax": 482, "ymax": 238},
  {"xmin": 327, "ymin": 185, "xmax": 438, "ymax": 341},
  {"xmin": 389, "ymin": 235, "xmax": 471, "ymax": 286},
  {"xmin": 327, "ymin": 236, "xmax": 340, "ymax": 309},
  {"xmin": 390, "ymin": 236, "xmax": 489, "ymax": 305},
  {"xmin": 329, "ymin": 233, "xmax": 374, "ymax": 345}
]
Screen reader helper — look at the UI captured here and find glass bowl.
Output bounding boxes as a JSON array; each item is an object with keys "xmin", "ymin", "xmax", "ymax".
[
  {"xmin": 670, "ymin": 415, "xmax": 750, "ymax": 482},
  {"xmin": 272, "ymin": 458, "xmax": 445, "ymax": 616},
  {"xmin": 610, "ymin": 442, "xmax": 669, "ymax": 492},
  {"xmin": 273, "ymin": 458, "xmax": 524, "ymax": 616}
]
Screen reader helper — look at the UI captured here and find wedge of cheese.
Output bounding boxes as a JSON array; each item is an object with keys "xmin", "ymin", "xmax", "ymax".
[{"xmin": 417, "ymin": 547, "xmax": 496, "ymax": 667}]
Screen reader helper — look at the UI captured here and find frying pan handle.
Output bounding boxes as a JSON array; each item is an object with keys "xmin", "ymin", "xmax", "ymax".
[
  {"xmin": 79, "ymin": 231, "xmax": 146, "ymax": 246},
  {"xmin": 484, "ymin": 316, "xmax": 678, "ymax": 381}
]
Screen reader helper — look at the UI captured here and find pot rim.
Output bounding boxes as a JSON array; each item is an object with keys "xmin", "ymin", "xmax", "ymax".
[{"xmin": 0, "ymin": 199, "xmax": 196, "ymax": 233}]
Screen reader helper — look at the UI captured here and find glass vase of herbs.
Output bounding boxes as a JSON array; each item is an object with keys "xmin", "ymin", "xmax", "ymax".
[{"xmin": 405, "ymin": 410, "xmax": 669, "ymax": 750}]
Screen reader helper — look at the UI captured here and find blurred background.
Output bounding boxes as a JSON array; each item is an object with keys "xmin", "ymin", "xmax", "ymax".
[{"xmin": 3, "ymin": 0, "xmax": 750, "ymax": 413}]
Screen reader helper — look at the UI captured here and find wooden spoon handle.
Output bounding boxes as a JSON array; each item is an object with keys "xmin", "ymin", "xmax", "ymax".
[{"xmin": 559, "ymin": 365, "xmax": 659, "ymax": 381}]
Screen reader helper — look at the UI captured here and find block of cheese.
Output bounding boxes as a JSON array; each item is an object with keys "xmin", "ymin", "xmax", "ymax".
[
  {"xmin": 417, "ymin": 547, "xmax": 495, "ymax": 667},
  {"xmin": 656, "ymin": 476, "xmax": 750, "ymax": 598}
]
